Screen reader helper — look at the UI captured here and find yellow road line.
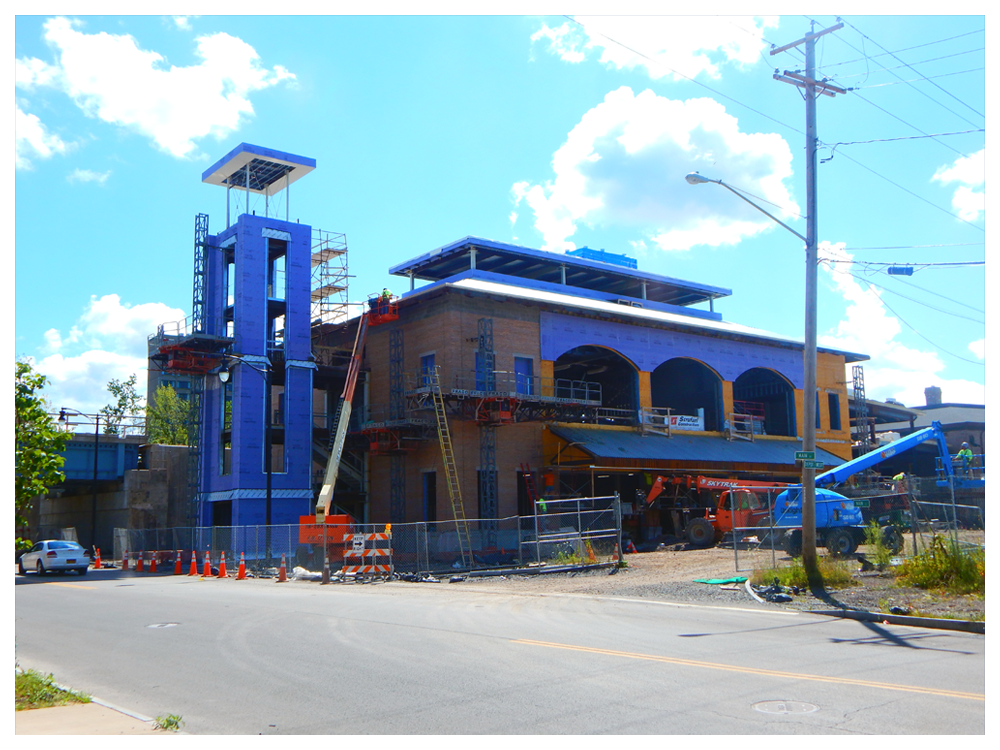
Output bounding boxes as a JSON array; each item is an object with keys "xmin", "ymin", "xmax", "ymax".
[
  {"xmin": 513, "ymin": 639, "xmax": 984, "ymax": 701},
  {"xmin": 44, "ymin": 582, "xmax": 95, "ymax": 590}
]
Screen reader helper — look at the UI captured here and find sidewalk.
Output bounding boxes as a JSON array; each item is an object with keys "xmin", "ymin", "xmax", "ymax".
[{"xmin": 15, "ymin": 698, "xmax": 175, "ymax": 735}]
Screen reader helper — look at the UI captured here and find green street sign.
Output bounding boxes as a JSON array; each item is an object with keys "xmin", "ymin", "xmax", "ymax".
[
  {"xmin": 802, "ymin": 460, "xmax": 825, "ymax": 469},
  {"xmin": 795, "ymin": 451, "xmax": 816, "ymax": 460},
  {"xmin": 853, "ymin": 499, "xmax": 870, "ymax": 507}
]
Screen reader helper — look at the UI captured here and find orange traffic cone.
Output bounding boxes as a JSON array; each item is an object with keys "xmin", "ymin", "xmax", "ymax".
[
  {"xmin": 149, "ymin": 552, "xmax": 157, "ymax": 574},
  {"xmin": 203, "ymin": 550, "xmax": 212, "ymax": 577},
  {"xmin": 277, "ymin": 553, "xmax": 287, "ymax": 582},
  {"xmin": 93, "ymin": 548, "xmax": 101, "ymax": 569},
  {"xmin": 188, "ymin": 550, "xmax": 198, "ymax": 576},
  {"xmin": 136, "ymin": 552, "xmax": 144, "ymax": 573},
  {"xmin": 174, "ymin": 550, "xmax": 182, "ymax": 575},
  {"xmin": 217, "ymin": 551, "xmax": 229, "ymax": 578},
  {"xmin": 122, "ymin": 549, "xmax": 129, "ymax": 571},
  {"xmin": 611, "ymin": 543, "xmax": 620, "ymax": 564},
  {"xmin": 236, "ymin": 552, "xmax": 246, "ymax": 580}
]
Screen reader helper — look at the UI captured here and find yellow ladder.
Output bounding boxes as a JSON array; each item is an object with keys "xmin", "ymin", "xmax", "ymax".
[{"xmin": 430, "ymin": 368, "xmax": 472, "ymax": 568}]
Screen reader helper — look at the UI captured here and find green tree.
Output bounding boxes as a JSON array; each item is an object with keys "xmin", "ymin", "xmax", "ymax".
[
  {"xmin": 100, "ymin": 374, "xmax": 144, "ymax": 436},
  {"xmin": 146, "ymin": 385, "xmax": 190, "ymax": 445},
  {"xmin": 14, "ymin": 360, "xmax": 70, "ymax": 535}
]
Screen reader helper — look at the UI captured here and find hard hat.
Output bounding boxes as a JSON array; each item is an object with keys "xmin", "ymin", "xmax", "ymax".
[{"xmin": 962, "ymin": 441, "xmax": 970, "ymax": 447}]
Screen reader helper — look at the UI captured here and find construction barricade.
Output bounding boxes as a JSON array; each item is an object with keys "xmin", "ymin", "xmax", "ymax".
[{"xmin": 341, "ymin": 529, "xmax": 393, "ymax": 578}]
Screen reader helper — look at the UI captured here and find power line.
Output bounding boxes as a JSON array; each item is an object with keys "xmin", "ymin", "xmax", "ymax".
[
  {"xmin": 845, "ymin": 270, "xmax": 984, "ymax": 323},
  {"xmin": 813, "ymin": 45, "xmax": 985, "ymax": 75},
  {"xmin": 853, "ymin": 67, "xmax": 984, "ymax": 90},
  {"xmin": 837, "ymin": 91, "xmax": 971, "ymax": 158},
  {"xmin": 561, "ymin": 15, "xmax": 804, "ymax": 137},
  {"xmin": 833, "ymin": 148, "xmax": 985, "ymax": 232},
  {"xmin": 841, "ymin": 242, "xmax": 983, "ymax": 251},
  {"xmin": 823, "ymin": 259, "xmax": 984, "ymax": 270},
  {"xmin": 839, "ymin": 17, "xmax": 985, "ymax": 121},
  {"xmin": 848, "ymin": 273, "xmax": 986, "ymax": 364},
  {"xmin": 823, "ymin": 128, "xmax": 983, "ymax": 148}
]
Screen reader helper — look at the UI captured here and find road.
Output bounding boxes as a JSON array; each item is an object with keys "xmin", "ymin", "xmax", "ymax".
[{"xmin": 14, "ymin": 569, "xmax": 985, "ymax": 734}]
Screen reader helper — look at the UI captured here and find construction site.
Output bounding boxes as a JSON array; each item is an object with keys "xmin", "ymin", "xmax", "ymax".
[{"xmin": 141, "ymin": 142, "xmax": 982, "ymax": 575}]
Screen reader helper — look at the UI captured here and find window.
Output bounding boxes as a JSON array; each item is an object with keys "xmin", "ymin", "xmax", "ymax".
[
  {"xmin": 828, "ymin": 393, "xmax": 841, "ymax": 431},
  {"xmin": 514, "ymin": 356, "xmax": 534, "ymax": 395},
  {"xmin": 423, "ymin": 472, "xmax": 437, "ymax": 523},
  {"xmin": 815, "ymin": 392, "xmax": 822, "ymax": 431},
  {"xmin": 420, "ymin": 353, "xmax": 435, "ymax": 386}
]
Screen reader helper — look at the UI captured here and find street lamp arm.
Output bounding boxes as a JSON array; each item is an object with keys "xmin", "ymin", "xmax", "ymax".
[{"xmin": 685, "ymin": 173, "xmax": 807, "ymax": 244}]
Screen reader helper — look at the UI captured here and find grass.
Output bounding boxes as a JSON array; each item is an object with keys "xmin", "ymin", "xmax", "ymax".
[
  {"xmin": 751, "ymin": 556, "xmax": 854, "ymax": 589},
  {"xmin": 15, "ymin": 669, "xmax": 90, "ymax": 711},
  {"xmin": 897, "ymin": 535, "xmax": 985, "ymax": 595},
  {"xmin": 862, "ymin": 521, "xmax": 895, "ymax": 570},
  {"xmin": 156, "ymin": 713, "xmax": 184, "ymax": 731}
]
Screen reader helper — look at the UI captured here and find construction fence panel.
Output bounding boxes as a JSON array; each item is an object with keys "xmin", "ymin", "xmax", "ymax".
[{"xmin": 111, "ymin": 495, "xmax": 622, "ymax": 577}]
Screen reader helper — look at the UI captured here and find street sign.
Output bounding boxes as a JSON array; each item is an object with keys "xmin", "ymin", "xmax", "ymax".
[
  {"xmin": 853, "ymin": 498, "xmax": 870, "ymax": 507},
  {"xmin": 795, "ymin": 451, "xmax": 816, "ymax": 460},
  {"xmin": 802, "ymin": 460, "xmax": 825, "ymax": 469}
]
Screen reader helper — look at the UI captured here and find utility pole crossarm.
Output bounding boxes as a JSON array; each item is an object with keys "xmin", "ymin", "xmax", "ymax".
[{"xmin": 769, "ymin": 22, "xmax": 844, "ymax": 55}]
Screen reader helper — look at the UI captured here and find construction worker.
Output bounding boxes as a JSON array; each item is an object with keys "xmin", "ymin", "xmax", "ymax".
[
  {"xmin": 379, "ymin": 287, "xmax": 391, "ymax": 315},
  {"xmin": 955, "ymin": 442, "xmax": 975, "ymax": 474},
  {"xmin": 892, "ymin": 471, "xmax": 907, "ymax": 493}
]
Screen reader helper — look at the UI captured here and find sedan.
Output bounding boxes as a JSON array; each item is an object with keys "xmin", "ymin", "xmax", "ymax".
[{"xmin": 19, "ymin": 541, "xmax": 91, "ymax": 576}]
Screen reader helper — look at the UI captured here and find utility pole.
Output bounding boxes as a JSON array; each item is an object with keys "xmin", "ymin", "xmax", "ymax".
[{"xmin": 771, "ymin": 20, "xmax": 845, "ymax": 585}]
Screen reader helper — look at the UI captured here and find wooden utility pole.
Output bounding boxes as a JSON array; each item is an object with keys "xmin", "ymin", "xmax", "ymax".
[{"xmin": 771, "ymin": 20, "xmax": 845, "ymax": 585}]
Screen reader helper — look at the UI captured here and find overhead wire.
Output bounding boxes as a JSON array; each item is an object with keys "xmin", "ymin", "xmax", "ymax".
[
  {"xmin": 853, "ymin": 67, "xmax": 984, "ymax": 90},
  {"xmin": 823, "ymin": 127, "xmax": 984, "ymax": 148},
  {"xmin": 846, "ymin": 272, "xmax": 986, "ymax": 364},
  {"xmin": 559, "ymin": 15, "xmax": 984, "ymax": 232},
  {"xmin": 809, "ymin": 46, "xmax": 985, "ymax": 76},
  {"xmin": 839, "ymin": 17, "xmax": 985, "ymax": 120}
]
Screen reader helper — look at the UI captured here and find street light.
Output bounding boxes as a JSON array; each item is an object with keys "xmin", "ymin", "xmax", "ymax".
[
  {"xmin": 685, "ymin": 172, "xmax": 819, "ymax": 571},
  {"xmin": 58, "ymin": 408, "xmax": 100, "ymax": 552},
  {"xmin": 217, "ymin": 354, "xmax": 274, "ymax": 563}
]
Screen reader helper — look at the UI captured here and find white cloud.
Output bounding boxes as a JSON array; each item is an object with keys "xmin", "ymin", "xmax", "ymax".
[
  {"xmin": 33, "ymin": 294, "xmax": 186, "ymax": 413},
  {"xmin": 818, "ymin": 241, "xmax": 985, "ymax": 406},
  {"xmin": 15, "ymin": 106, "xmax": 71, "ymax": 169},
  {"xmin": 933, "ymin": 149, "xmax": 985, "ymax": 222},
  {"xmin": 532, "ymin": 16, "xmax": 778, "ymax": 81},
  {"xmin": 968, "ymin": 339, "xmax": 985, "ymax": 360},
  {"xmin": 511, "ymin": 86, "xmax": 798, "ymax": 252},
  {"xmin": 67, "ymin": 167, "xmax": 111, "ymax": 185},
  {"xmin": 172, "ymin": 16, "xmax": 195, "ymax": 31},
  {"xmin": 16, "ymin": 16, "xmax": 296, "ymax": 159}
]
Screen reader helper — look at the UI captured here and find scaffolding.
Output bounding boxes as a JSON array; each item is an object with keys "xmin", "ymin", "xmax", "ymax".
[{"xmin": 311, "ymin": 229, "xmax": 350, "ymax": 326}]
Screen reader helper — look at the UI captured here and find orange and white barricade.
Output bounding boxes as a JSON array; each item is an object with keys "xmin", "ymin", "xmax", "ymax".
[{"xmin": 341, "ymin": 530, "xmax": 393, "ymax": 578}]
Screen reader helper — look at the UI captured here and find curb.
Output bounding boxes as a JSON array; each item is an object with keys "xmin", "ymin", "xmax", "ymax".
[
  {"xmin": 809, "ymin": 608, "xmax": 985, "ymax": 633},
  {"xmin": 743, "ymin": 579, "xmax": 984, "ymax": 633}
]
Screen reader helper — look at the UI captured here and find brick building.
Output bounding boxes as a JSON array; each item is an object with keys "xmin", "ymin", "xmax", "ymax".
[{"xmin": 312, "ymin": 236, "xmax": 866, "ymax": 537}]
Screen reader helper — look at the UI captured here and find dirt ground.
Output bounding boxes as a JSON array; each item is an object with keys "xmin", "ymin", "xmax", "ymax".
[{"xmin": 455, "ymin": 542, "xmax": 986, "ymax": 622}]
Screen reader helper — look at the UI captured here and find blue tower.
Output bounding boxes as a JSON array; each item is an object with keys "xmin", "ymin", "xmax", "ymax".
[{"xmin": 196, "ymin": 144, "xmax": 318, "ymax": 529}]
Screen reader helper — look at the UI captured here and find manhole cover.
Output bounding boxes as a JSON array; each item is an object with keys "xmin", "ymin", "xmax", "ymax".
[
  {"xmin": 753, "ymin": 700, "xmax": 818, "ymax": 715},
  {"xmin": 146, "ymin": 623, "xmax": 179, "ymax": 629}
]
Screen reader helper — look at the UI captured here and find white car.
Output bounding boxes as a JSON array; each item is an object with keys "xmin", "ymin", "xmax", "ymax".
[{"xmin": 19, "ymin": 540, "xmax": 91, "ymax": 576}]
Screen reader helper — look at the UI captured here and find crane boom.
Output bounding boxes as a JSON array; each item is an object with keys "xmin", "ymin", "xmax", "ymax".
[
  {"xmin": 317, "ymin": 313, "xmax": 369, "ymax": 516},
  {"xmin": 814, "ymin": 421, "xmax": 953, "ymax": 488}
]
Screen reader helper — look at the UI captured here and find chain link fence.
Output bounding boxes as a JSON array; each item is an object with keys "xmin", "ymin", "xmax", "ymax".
[{"xmin": 113, "ymin": 494, "xmax": 622, "ymax": 578}]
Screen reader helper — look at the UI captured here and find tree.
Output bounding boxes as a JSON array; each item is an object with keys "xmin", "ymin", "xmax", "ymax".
[
  {"xmin": 15, "ymin": 360, "xmax": 70, "ymax": 535},
  {"xmin": 146, "ymin": 385, "xmax": 190, "ymax": 445},
  {"xmin": 100, "ymin": 374, "xmax": 144, "ymax": 436}
]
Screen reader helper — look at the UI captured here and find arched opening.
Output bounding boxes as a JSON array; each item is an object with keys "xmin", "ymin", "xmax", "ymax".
[
  {"xmin": 650, "ymin": 358, "xmax": 723, "ymax": 431},
  {"xmin": 732, "ymin": 368, "xmax": 796, "ymax": 437},
  {"xmin": 553, "ymin": 345, "xmax": 637, "ymax": 411}
]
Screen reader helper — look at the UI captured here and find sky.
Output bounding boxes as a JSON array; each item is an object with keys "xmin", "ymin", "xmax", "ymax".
[{"xmin": 13, "ymin": 10, "xmax": 987, "ymax": 417}]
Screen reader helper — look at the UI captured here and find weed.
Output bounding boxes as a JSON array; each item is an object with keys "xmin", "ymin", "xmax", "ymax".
[
  {"xmin": 15, "ymin": 669, "xmax": 90, "ymax": 711},
  {"xmin": 862, "ymin": 521, "xmax": 894, "ymax": 570},
  {"xmin": 156, "ymin": 713, "xmax": 184, "ymax": 732},
  {"xmin": 751, "ymin": 556, "xmax": 853, "ymax": 589},
  {"xmin": 551, "ymin": 549, "xmax": 584, "ymax": 566},
  {"xmin": 897, "ymin": 535, "xmax": 984, "ymax": 595}
]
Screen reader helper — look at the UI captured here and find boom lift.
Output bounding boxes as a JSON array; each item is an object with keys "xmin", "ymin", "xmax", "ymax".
[{"xmin": 773, "ymin": 421, "xmax": 982, "ymax": 556}]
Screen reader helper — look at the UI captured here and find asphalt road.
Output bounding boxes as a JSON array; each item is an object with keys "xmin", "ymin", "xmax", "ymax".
[{"xmin": 14, "ymin": 569, "xmax": 985, "ymax": 734}]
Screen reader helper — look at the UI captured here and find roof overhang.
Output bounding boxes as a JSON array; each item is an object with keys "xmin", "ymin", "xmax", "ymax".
[{"xmin": 202, "ymin": 143, "xmax": 316, "ymax": 197}]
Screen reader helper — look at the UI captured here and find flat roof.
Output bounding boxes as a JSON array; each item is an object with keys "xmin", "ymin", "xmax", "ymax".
[
  {"xmin": 402, "ymin": 274, "xmax": 868, "ymax": 362},
  {"xmin": 389, "ymin": 236, "xmax": 731, "ymax": 308},
  {"xmin": 201, "ymin": 143, "xmax": 315, "ymax": 196}
]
